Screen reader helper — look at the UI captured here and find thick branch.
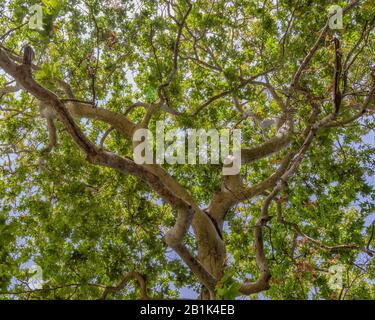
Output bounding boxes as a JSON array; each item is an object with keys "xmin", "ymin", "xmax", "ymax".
[
  {"xmin": 0, "ymin": 47, "xmax": 97, "ymax": 155},
  {"xmin": 241, "ymin": 126, "xmax": 291, "ymax": 164},
  {"xmin": 239, "ymin": 190, "xmax": 275, "ymax": 295},
  {"xmin": 42, "ymin": 117, "xmax": 57, "ymax": 154}
]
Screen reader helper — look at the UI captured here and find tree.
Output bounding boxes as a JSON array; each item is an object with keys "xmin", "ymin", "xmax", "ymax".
[{"xmin": 0, "ymin": 0, "xmax": 374, "ymax": 300}]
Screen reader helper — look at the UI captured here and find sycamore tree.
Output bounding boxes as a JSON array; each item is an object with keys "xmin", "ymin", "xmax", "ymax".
[{"xmin": 0, "ymin": 0, "xmax": 374, "ymax": 300}]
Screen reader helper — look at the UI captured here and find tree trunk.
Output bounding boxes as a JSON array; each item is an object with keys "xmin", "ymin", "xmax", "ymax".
[{"xmin": 193, "ymin": 214, "xmax": 226, "ymax": 299}]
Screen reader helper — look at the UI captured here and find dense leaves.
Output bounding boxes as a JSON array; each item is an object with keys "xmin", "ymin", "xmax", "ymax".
[{"xmin": 0, "ymin": 0, "xmax": 374, "ymax": 299}]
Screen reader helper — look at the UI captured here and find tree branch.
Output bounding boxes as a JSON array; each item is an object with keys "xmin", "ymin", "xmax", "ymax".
[
  {"xmin": 276, "ymin": 201, "xmax": 374, "ymax": 257},
  {"xmin": 101, "ymin": 271, "xmax": 149, "ymax": 300}
]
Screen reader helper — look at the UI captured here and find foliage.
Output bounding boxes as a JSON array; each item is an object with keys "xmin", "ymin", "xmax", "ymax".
[{"xmin": 0, "ymin": 0, "xmax": 374, "ymax": 300}]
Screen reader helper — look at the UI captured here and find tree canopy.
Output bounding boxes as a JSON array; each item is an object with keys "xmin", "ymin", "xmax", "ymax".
[{"xmin": 0, "ymin": 0, "xmax": 374, "ymax": 300}]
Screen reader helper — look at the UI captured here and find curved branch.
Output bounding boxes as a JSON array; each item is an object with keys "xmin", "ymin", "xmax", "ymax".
[
  {"xmin": 241, "ymin": 126, "xmax": 291, "ymax": 164},
  {"xmin": 42, "ymin": 116, "xmax": 57, "ymax": 154},
  {"xmin": 290, "ymin": 0, "xmax": 360, "ymax": 88},
  {"xmin": 157, "ymin": 1, "xmax": 193, "ymax": 96},
  {"xmin": 324, "ymin": 85, "xmax": 375, "ymax": 128},
  {"xmin": 101, "ymin": 271, "xmax": 149, "ymax": 300},
  {"xmin": 277, "ymin": 202, "xmax": 374, "ymax": 257},
  {"xmin": 239, "ymin": 189, "xmax": 276, "ymax": 295},
  {"xmin": 192, "ymin": 67, "xmax": 281, "ymax": 116},
  {"xmin": 0, "ymin": 47, "xmax": 97, "ymax": 155},
  {"xmin": 0, "ymin": 84, "xmax": 21, "ymax": 94}
]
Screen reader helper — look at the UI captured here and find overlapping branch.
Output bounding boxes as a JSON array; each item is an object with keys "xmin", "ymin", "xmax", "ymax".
[
  {"xmin": 0, "ymin": 45, "xmax": 221, "ymax": 297},
  {"xmin": 276, "ymin": 202, "xmax": 375, "ymax": 257},
  {"xmin": 101, "ymin": 271, "xmax": 149, "ymax": 300}
]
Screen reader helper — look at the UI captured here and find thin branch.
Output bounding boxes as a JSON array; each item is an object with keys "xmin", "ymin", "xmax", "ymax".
[
  {"xmin": 101, "ymin": 271, "xmax": 149, "ymax": 300},
  {"xmin": 290, "ymin": 0, "xmax": 360, "ymax": 88},
  {"xmin": 0, "ymin": 22, "xmax": 28, "ymax": 42},
  {"xmin": 324, "ymin": 84, "xmax": 375, "ymax": 128},
  {"xmin": 157, "ymin": 0, "xmax": 192, "ymax": 97},
  {"xmin": 192, "ymin": 67, "xmax": 281, "ymax": 116},
  {"xmin": 41, "ymin": 116, "xmax": 58, "ymax": 154},
  {"xmin": 277, "ymin": 202, "xmax": 374, "ymax": 256},
  {"xmin": 332, "ymin": 37, "xmax": 342, "ymax": 114},
  {"xmin": 0, "ymin": 283, "xmax": 106, "ymax": 297},
  {"xmin": 99, "ymin": 126, "xmax": 114, "ymax": 149}
]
